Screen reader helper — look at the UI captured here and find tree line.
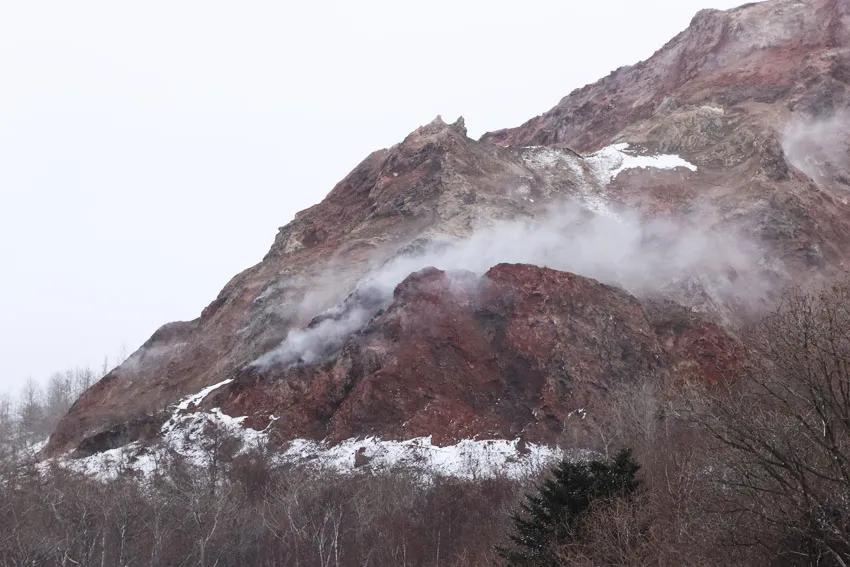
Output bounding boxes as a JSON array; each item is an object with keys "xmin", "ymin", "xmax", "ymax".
[{"xmin": 0, "ymin": 367, "xmax": 97, "ymax": 457}]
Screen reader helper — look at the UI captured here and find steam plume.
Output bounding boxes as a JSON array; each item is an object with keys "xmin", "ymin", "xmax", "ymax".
[{"xmin": 254, "ymin": 201, "xmax": 773, "ymax": 369}]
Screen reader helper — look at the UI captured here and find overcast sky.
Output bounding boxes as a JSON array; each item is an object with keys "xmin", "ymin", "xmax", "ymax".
[{"xmin": 0, "ymin": 0, "xmax": 750, "ymax": 395}]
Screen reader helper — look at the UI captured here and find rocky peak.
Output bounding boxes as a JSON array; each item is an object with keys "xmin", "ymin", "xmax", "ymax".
[{"xmin": 406, "ymin": 115, "xmax": 468, "ymax": 141}]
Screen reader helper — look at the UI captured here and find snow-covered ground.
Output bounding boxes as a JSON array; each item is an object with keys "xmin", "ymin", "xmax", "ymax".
[
  {"xmin": 282, "ymin": 437, "xmax": 575, "ymax": 481},
  {"xmin": 43, "ymin": 383, "xmax": 574, "ymax": 482}
]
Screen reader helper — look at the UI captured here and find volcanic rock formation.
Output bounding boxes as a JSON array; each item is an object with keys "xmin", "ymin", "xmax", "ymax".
[
  {"xmin": 46, "ymin": 0, "xmax": 850, "ymax": 460},
  {"xmin": 215, "ymin": 264, "xmax": 742, "ymax": 446}
]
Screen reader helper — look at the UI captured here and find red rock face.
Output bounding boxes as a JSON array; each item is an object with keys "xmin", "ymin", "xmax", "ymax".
[
  {"xmin": 44, "ymin": 0, "xmax": 850, "ymax": 457},
  {"xmin": 213, "ymin": 264, "xmax": 740, "ymax": 445}
]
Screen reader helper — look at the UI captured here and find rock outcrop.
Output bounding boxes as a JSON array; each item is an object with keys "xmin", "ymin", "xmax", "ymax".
[{"xmin": 212, "ymin": 264, "xmax": 741, "ymax": 447}]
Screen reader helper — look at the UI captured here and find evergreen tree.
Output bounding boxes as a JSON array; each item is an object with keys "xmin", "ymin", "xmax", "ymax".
[{"xmin": 500, "ymin": 448, "xmax": 641, "ymax": 566}]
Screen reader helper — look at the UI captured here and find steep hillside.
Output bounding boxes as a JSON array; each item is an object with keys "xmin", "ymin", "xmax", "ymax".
[{"xmin": 46, "ymin": 0, "xmax": 850, "ymax": 465}]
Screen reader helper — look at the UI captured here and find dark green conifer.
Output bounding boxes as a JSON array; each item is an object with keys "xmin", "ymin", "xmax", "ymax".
[{"xmin": 500, "ymin": 448, "xmax": 641, "ymax": 566}]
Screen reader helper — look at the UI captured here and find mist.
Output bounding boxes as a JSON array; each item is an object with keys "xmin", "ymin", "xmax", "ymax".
[
  {"xmin": 783, "ymin": 110, "xmax": 850, "ymax": 193},
  {"xmin": 255, "ymin": 201, "xmax": 773, "ymax": 369}
]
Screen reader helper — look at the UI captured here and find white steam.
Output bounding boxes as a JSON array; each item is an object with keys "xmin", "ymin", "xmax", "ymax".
[
  {"xmin": 783, "ymin": 111, "xmax": 850, "ymax": 196},
  {"xmin": 254, "ymin": 304, "xmax": 375, "ymax": 368},
  {"xmin": 254, "ymin": 200, "xmax": 771, "ymax": 370}
]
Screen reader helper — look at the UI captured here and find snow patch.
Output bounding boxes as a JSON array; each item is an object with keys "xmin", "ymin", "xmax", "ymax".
[
  {"xmin": 172, "ymin": 379, "xmax": 233, "ymax": 412},
  {"xmin": 283, "ymin": 436, "xmax": 572, "ymax": 480},
  {"xmin": 52, "ymin": 428, "xmax": 570, "ymax": 482},
  {"xmin": 587, "ymin": 143, "xmax": 697, "ymax": 183},
  {"xmin": 52, "ymin": 442, "xmax": 157, "ymax": 481},
  {"xmin": 46, "ymin": 384, "xmax": 570, "ymax": 481}
]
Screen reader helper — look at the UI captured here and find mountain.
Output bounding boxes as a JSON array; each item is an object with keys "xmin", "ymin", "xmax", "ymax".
[{"xmin": 45, "ymin": 0, "xmax": 850, "ymax": 471}]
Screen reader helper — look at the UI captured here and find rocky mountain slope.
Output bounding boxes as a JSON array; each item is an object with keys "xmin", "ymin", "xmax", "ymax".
[
  {"xmin": 222, "ymin": 264, "xmax": 741, "ymax": 447},
  {"xmin": 46, "ymin": 0, "xmax": 850, "ymax": 469}
]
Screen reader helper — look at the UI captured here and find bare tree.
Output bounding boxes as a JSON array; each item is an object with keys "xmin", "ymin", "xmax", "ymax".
[
  {"xmin": 17, "ymin": 378, "xmax": 47, "ymax": 442},
  {"xmin": 699, "ymin": 282, "xmax": 850, "ymax": 565}
]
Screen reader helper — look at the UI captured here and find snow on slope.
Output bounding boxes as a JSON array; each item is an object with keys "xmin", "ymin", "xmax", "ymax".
[
  {"xmin": 283, "ymin": 437, "xmax": 580, "ymax": 481},
  {"xmin": 520, "ymin": 143, "xmax": 696, "ymax": 220},
  {"xmin": 587, "ymin": 143, "xmax": 697, "ymax": 182},
  {"xmin": 45, "ymin": 383, "xmax": 571, "ymax": 481},
  {"xmin": 172, "ymin": 378, "xmax": 233, "ymax": 412}
]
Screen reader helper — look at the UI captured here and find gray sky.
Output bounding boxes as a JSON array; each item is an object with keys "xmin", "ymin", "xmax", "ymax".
[{"xmin": 0, "ymin": 0, "xmax": 749, "ymax": 395}]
